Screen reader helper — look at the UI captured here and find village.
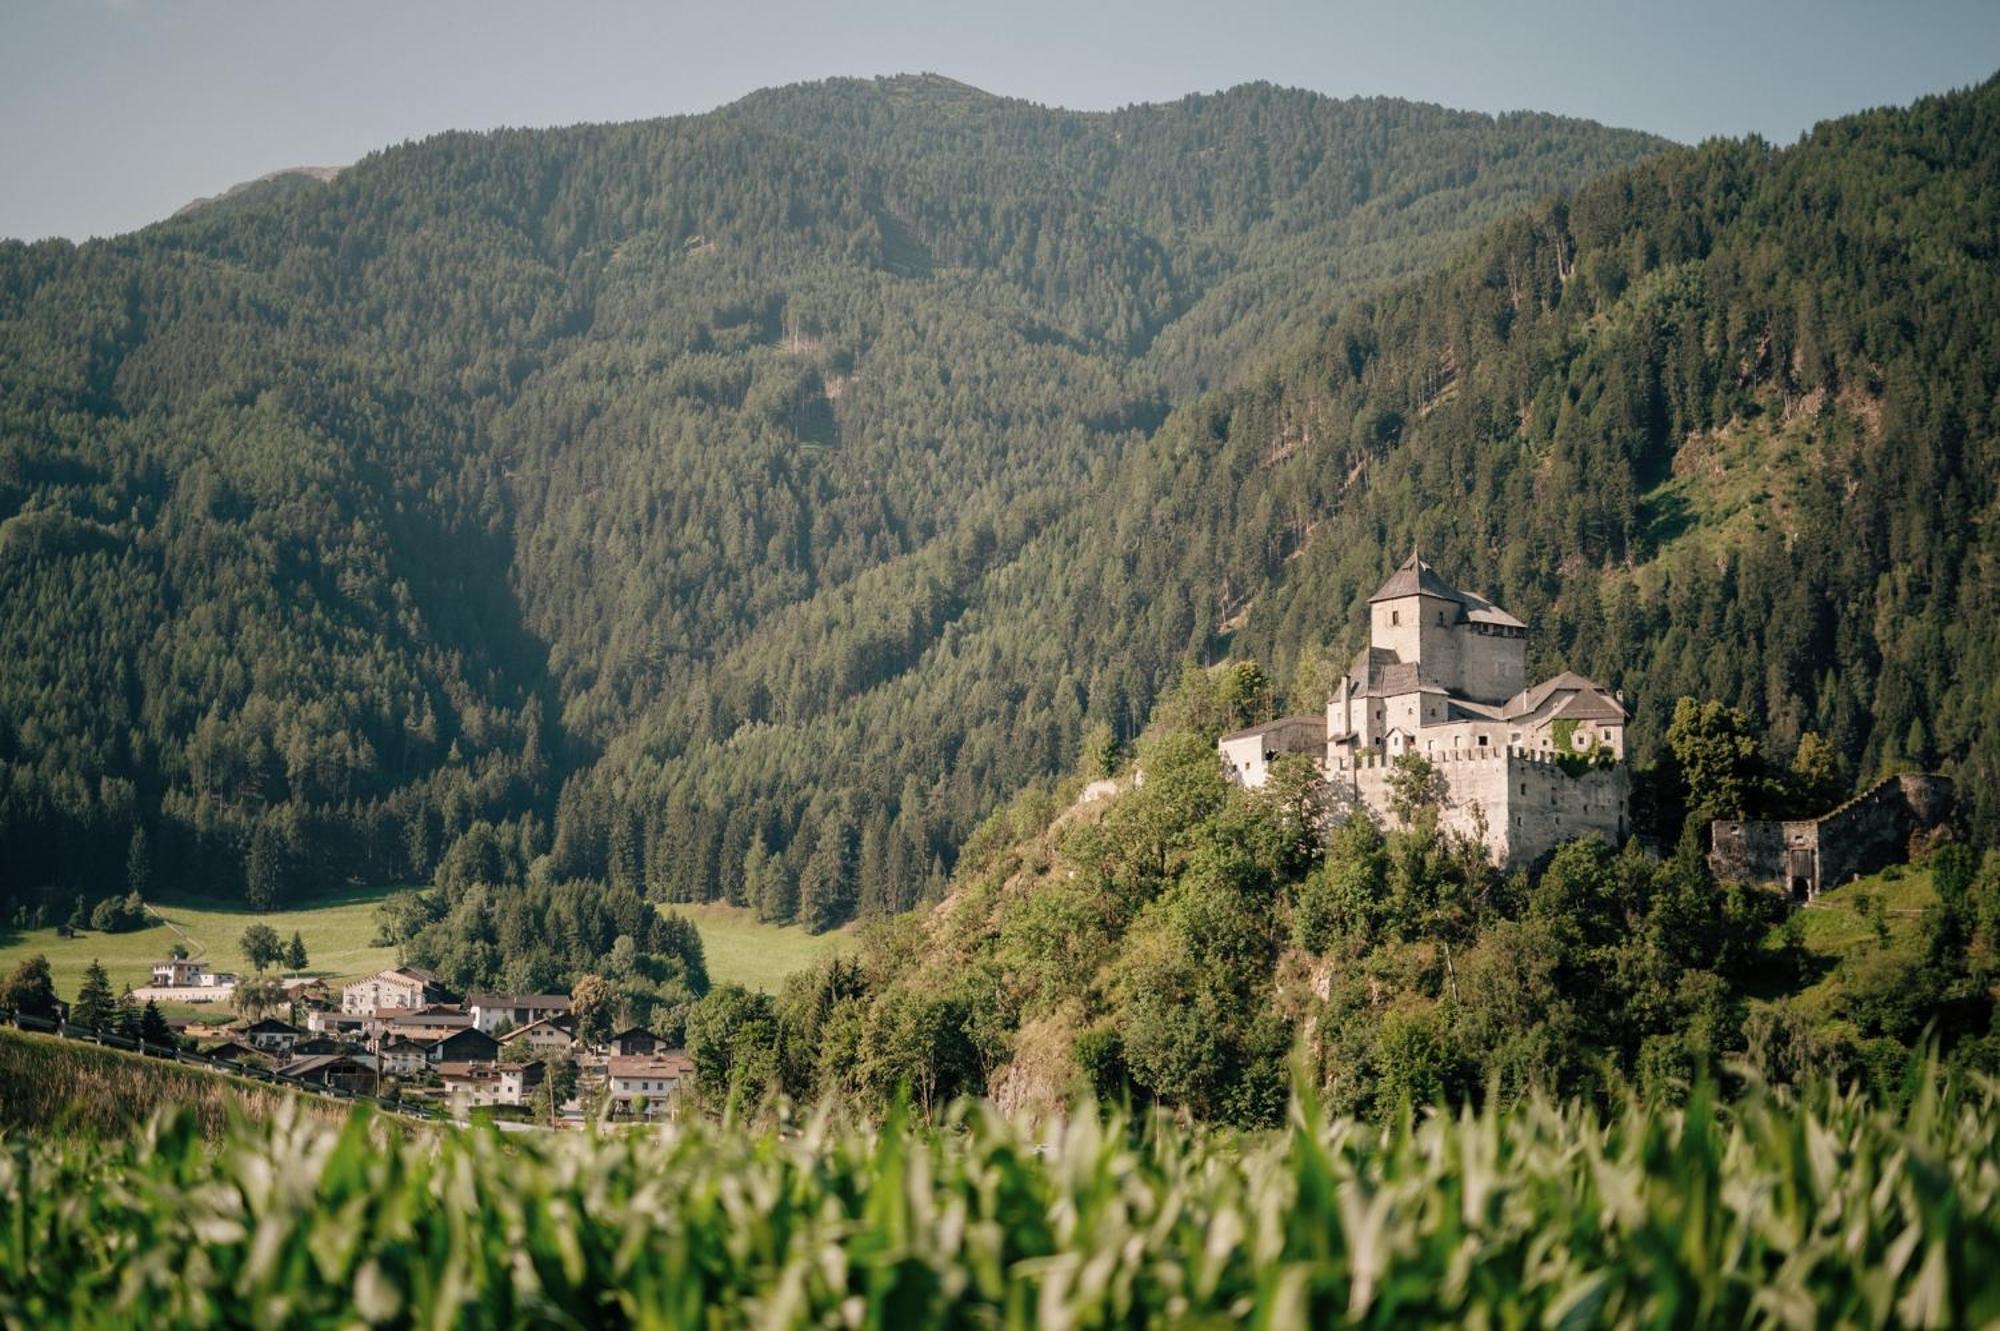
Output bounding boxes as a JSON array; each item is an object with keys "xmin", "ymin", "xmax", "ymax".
[{"xmin": 140, "ymin": 959, "xmax": 691, "ymax": 1125}]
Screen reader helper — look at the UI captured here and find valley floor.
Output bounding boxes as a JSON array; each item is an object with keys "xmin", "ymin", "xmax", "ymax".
[{"xmin": 0, "ymin": 889, "xmax": 849, "ymax": 1014}]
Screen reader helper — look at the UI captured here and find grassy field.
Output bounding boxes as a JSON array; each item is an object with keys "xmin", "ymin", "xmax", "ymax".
[
  {"xmin": 669, "ymin": 902, "xmax": 851, "ymax": 992},
  {"xmin": 1751, "ymin": 862, "xmax": 1939, "ymax": 1014},
  {"xmin": 1793, "ymin": 863, "xmax": 1937, "ymax": 952},
  {"xmin": 0, "ymin": 884, "xmax": 399, "ymax": 1008}
]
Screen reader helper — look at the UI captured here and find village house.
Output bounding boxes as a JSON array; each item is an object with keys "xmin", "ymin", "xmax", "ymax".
[
  {"xmin": 286, "ymin": 1035, "xmax": 353, "ymax": 1058},
  {"xmin": 606, "ymin": 1052, "xmax": 694, "ymax": 1115},
  {"xmin": 201, "ymin": 1039, "xmax": 267, "ymax": 1065},
  {"xmin": 438, "ymin": 1060, "xmax": 544, "ymax": 1109},
  {"xmin": 341, "ymin": 966, "xmax": 455, "ymax": 1016},
  {"xmin": 278, "ymin": 1053, "xmax": 378, "ymax": 1093},
  {"xmin": 370, "ymin": 1006, "xmax": 474, "ymax": 1047},
  {"xmin": 149, "ymin": 959, "xmax": 238, "ymax": 991},
  {"xmin": 607, "ymin": 1026, "xmax": 670, "ymax": 1057},
  {"xmin": 467, "ymin": 992, "xmax": 572, "ymax": 1034},
  {"xmin": 377, "ymin": 1037, "xmax": 431, "ymax": 1077},
  {"xmin": 1220, "ymin": 553, "xmax": 1630, "ymax": 869},
  {"xmin": 305, "ymin": 1009, "xmax": 370, "ymax": 1039},
  {"xmin": 504, "ymin": 1014, "xmax": 577, "ymax": 1056},
  {"xmin": 151, "ymin": 958, "xmax": 205, "ymax": 987},
  {"xmin": 240, "ymin": 1017, "xmax": 304, "ymax": 1053},
  {"xmin": 425, "ymin": 1027, "xmax": 502, "ymax": 1066}
]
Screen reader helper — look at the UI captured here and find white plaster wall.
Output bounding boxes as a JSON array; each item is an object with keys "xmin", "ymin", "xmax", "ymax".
[{"xmin": 1219, "ymin": 734, "xmax": 1268, "ymax": 788}]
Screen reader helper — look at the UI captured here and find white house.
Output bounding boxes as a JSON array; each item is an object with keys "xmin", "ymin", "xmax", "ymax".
[
  {"xmin": 467, "ymin": 993, "xmax": 572, "ymax": 1034},
  {"xmin": 504, "ymin": 1015, "xmax": 577, "ymax": 1057},
  {"xmin": 377, "ymin": 1038, "xmax": 430, "ymax": 1077},
  {"xmin": 151, "ymin": 959, "xmax": 205, "ymax": 987},
  {"xmin": 438, "ymin": 1060, "xmax": 543, "ymax": 1109},
  {"xmin": 606, "ymin": 1053, "xmax": 694, "ymax": 1114}
]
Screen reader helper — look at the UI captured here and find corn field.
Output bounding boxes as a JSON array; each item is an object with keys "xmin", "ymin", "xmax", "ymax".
[{"xmin": 3, "ymin": 1077, "xmax": 1997, "ymax": 1329}]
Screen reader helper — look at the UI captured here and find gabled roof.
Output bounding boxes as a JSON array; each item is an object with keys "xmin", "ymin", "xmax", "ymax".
[
  {"xmin": 1368, "ymin": 552, "xmax": 1465, "ymax": 604},
  {"xmin": 1457, "ymin": 588, "xmax": 1526, "ymax": 630},
  {"xmin": 1217, "ymin": 714, "xmax": 1326, "ymax": 744},
  {"xmin": 427, "ymin": 1027, "xmax": 500, "ymax": 1051},
  {"xmin": 437, "ymin": 1060, "xmax": 542, "ymax": 1080},
  {"xmin": 242, "ymin": 1017, "xmax": 301, "ymax": 1033},
  {"xmin": 1550, "ymin": 689, "xmax": 1628, "ymax": 723},
  {"xmin": 512, "ymin": 1015, "xmax": 576, "ymax": 1041},
  {"xmin": 1505, "ymin": 671, "xmax": 1628, "ymax": 723}
]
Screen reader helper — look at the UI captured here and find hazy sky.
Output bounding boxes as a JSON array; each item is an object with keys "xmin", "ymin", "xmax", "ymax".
[{"xmin": 4, "ymin": 0, "xmax": 1997, "ymax": 242}]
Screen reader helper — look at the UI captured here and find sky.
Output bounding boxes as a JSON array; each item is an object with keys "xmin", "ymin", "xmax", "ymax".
[{"xmin": 3, "ymin": 0, "xmax": 1997, "ymax": 242}]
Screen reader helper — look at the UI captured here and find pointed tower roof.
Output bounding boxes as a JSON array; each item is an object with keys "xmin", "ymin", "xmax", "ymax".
[{"xmin": 1367, "ymin": 550, "xmax": 1465, "ymax": 604}]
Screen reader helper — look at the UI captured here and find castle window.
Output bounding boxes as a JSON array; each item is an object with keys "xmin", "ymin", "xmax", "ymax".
[
  {"xmin": 1477, "ymin": 735, "xmax": 1488, "ymax": 746},
  {"xmin": 1391, "ymin": 610, "xmax": 1400, "ymax": 626},
  {"xmin": 1437, "ymin": 611, "xmax": 1445, "ymax": 625}
]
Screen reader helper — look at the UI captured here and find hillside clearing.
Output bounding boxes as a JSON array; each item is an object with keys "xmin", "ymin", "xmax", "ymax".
[
  {"xmin": 669, "ymin": 902, "xmax": 851, "ymax": 993},
  {"xmin": 0, "ymin": 885, "xmax": 400, "ymax": 1006}
]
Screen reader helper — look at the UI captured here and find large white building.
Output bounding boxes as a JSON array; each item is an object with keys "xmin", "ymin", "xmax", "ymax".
[
  {"xmin": 341, "ymin": 966, "xmax": 454, "ymax": 1015},
  {"xmin": 1220, "ymin": 552, "xmax": 1630, "ymax": 868}
]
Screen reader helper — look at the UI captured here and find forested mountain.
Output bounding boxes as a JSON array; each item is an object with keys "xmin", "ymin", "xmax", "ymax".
[
  {"xmin": 670, "ymin": 74, "xmax": 2000, "ymax": 1120},
  {"xmin": 0, "ymin": 75, "xmax": 1667, "ymax": 922}
]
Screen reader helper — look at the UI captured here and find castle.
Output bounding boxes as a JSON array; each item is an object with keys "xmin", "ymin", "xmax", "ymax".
[{"xmin": 1218, "ymin": 553, "xmax": 1630, "ymax": 868}]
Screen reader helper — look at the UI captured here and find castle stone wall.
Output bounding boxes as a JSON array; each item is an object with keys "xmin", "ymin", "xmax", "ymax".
[
  {"xmin": 1456, "ymin": 626, "xmax": 1525, "ymax": 704},
  {"xmin": 1342, "ymin": 746, "xmax": 1629, "ymax": 869},
  {"xmin": 1707, "ymin": 773, "xmax": 1955, "ymax": 898}
]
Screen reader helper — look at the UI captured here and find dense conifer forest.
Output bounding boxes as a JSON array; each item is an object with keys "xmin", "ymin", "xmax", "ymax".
[{"xmin": 0, "ymin": 76, "xmax": 1667, "ymax": 925}]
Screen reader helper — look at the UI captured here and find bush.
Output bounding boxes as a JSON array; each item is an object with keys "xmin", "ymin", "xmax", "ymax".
[{"xmin": 87, "ymin": 893, "xmax": 150, "ymax": 934}]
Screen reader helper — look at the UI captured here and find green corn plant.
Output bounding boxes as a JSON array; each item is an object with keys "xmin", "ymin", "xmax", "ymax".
[{"xmin": 3, "ymin": 1073, "xmax": 1998, "ymax": 1329}]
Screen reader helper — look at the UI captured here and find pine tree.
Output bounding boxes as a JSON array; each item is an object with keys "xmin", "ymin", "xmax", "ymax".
[
  {"xmin": 139, "ymin": 999, "xmax": 173, "ymax": 1049},
  {"xmin": 246, "ymin": 820, "xmax": 285, "ymax": 912},
  {"xmin": 115, "ymin": 987, "xmax": 141, "ymax": 1038},
  {"xmin": 125, "ymin": 824, "xmax": 152, "ymax": 897},
  {"xmin": 72, "ymin": 959, "xmax": 116, "ymax": 1030},
  {"xmin": 797, "ymin": 819, "xmax": 854, "ymax": 934},
  {"xmin": 286, "ymin": 931, "xmax": 308, "ymax": 972}
]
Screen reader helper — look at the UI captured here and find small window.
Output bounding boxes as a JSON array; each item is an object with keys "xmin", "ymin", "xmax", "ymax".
[
  {"xmin": 1391, "ymin": 610, "xmax": 1400, "ymax": 626},
  {"xmin": 1477, "ymin": 735, "xmax": 1488, "ymax": 747},
  {"xmin": 1437, "ymin": 611, "xmax": 1445, "ymax": 625}
]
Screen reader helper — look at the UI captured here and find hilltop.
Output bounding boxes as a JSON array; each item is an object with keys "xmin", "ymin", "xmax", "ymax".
[{"xmin": 168, "ymin": 164, "xmax": 343, "ymax": 221}]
